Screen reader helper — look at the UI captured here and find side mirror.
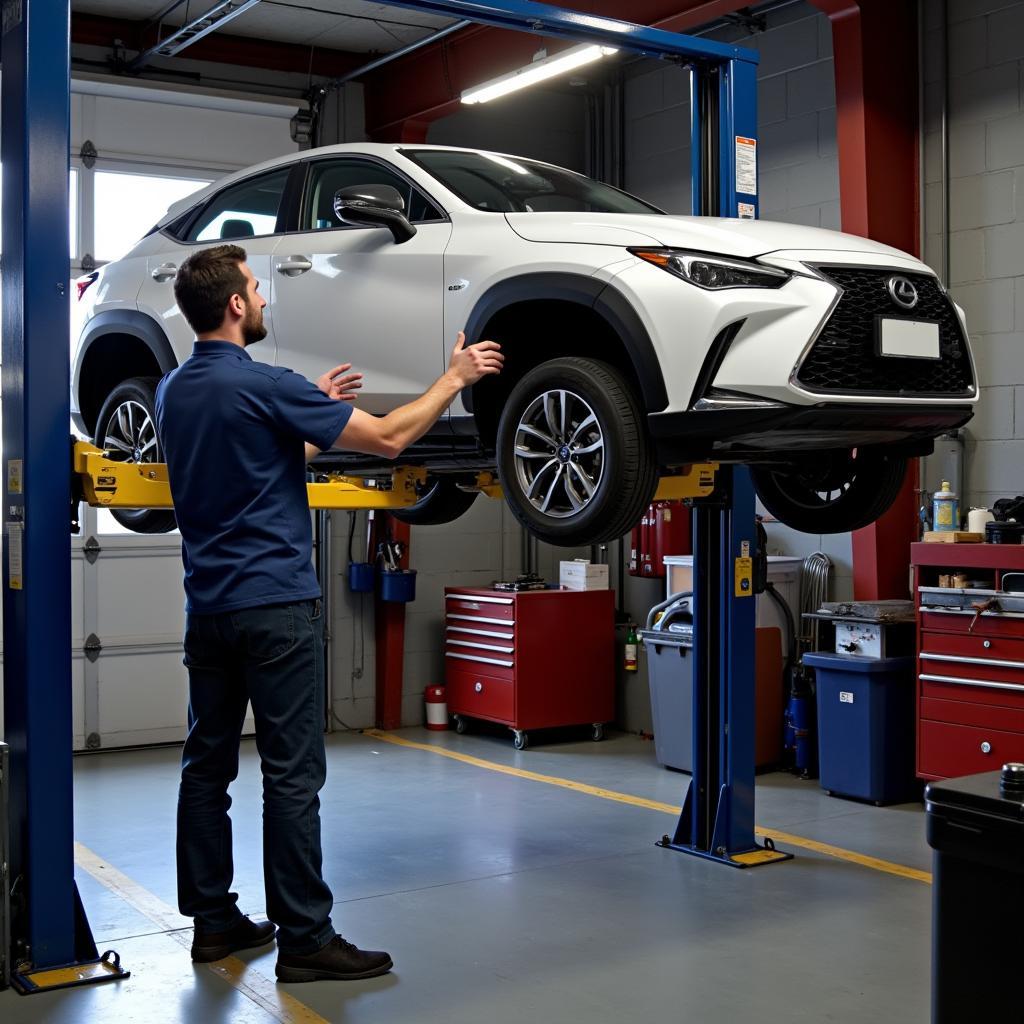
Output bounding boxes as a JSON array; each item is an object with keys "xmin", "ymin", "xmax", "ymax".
[{"xmin": 333, "ymin": 185, "xmax": 417, "ymax": 244}]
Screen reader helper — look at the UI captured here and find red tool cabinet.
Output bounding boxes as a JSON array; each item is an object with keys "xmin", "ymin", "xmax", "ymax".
[
  {"xmin": 443, "ymin": 586, "xmax": 615, "ymax": 749},
  {"xmin": 913, "ymin": 543, "xmax": 1024, "ymax": 780}
]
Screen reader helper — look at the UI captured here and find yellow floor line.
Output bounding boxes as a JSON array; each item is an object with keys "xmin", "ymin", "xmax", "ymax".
[
  {"xmin": 74, "ymin": 843, "xmax": 328, "ymax": 1024},
  {"xmin": 363, "ymin": 730, "xmax": 933, "ymax": 886}
]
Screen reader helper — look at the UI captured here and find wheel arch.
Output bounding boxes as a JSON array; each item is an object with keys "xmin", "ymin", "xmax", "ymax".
[
  {"xmin": 462, "ymin": 273, "xmax": 668, "ymax": 447},
  {"xmin": 75, "ymin": 311, "xmax": 178, "ymax": 434}
]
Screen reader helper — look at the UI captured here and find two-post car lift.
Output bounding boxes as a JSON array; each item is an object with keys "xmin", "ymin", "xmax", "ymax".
[{"xmin": 2, "ymin": 0, "xmax": 787, "ymax": 994}]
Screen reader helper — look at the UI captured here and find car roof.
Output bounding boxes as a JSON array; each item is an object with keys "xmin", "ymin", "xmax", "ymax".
[{"xmin": 157, "ymin": 142, "xmax": 572, "ymax": 225}]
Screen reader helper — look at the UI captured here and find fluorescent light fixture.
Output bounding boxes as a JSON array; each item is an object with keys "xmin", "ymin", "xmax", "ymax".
[{"xmin": 461, "ymin": 44, "xmax": 618, "ymax": 105}]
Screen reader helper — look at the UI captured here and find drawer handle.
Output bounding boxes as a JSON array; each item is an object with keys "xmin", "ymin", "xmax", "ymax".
[
  {"xmin": 981, "ymin": 741, "xmax": 992, "ymax": 754},
  {"xmin": 920, "ymin": 673, "xmax": 1024, "ymax": 694},
  {"xmin": 921, "ymin": 652, "xmax": 1024, "ymax": 671},
  {"xmin": 446, "ymin": 626, "xmax": 515, "ymax": 640},
  {"xmin": 447, "ymin": 614, "xmax": 517, "ymax": 627},
  {"xmin": 474, "ymin": 681, "xmax": 483, "ymax": 693},
  {"xmin": 447, "ymin": 639, "xmax": 515, "ymax": 654},
  {"xmin": 447, "ymin": 593, "xmax": 514, "ymax": 605},
  {"xmin": 922, "ymin": 607, "xmax": 1024, "ymax": 620},
  {"xmin": 446, "ymin": 652, "xmax": 515, "ymax": 668}
]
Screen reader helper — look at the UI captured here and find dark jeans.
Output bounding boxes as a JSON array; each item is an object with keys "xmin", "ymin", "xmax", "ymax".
[{"xmin": 177, "ymin": 598, "xmax": 336, "ymax": 954}]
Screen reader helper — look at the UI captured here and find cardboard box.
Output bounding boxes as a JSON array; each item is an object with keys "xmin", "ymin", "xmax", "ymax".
[{"xmin": 559, "ymin": 560, "xmax": 610, "ymax": 590}]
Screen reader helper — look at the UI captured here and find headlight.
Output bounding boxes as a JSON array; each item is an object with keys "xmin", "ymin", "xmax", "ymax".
[{"xmin": 629, "ymin": 248, "xmax": 790, "ymax": 290}]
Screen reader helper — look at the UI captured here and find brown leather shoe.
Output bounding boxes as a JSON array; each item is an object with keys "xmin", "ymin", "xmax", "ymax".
[
  {"xmin": 276, "ymin": 935, "xmax": 393, "ymax": 982},
  {"xmin": 192, "ymin": 916, "xmax": 277, "ymax": 963}
]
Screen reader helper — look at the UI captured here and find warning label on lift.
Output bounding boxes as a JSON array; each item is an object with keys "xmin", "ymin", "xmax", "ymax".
[
  {"xmin": 735, "ymin": 136, "xmax": 757, "ymax": 196},
  {"xmin": 734, "ymin": 556, "xmax": 753, "ymax": 598},
  {"xmin": 8, "ymin": 521, "xmax": 22, "ymax": 590}
]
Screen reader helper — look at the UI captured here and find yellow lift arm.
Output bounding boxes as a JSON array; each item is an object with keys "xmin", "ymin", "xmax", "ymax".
[{"xmin": 72, "ymin": 439, "xmax": 718, "ymax": 512}]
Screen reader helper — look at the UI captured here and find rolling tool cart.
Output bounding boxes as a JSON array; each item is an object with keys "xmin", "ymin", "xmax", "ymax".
[{"xmin": 444, "ymin": 586, "xmax": 614, "ymax": 749}]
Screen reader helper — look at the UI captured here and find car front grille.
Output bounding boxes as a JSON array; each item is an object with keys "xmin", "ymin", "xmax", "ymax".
[{"xmin": 793, "ymin": 267, "xmax": 975, "ymax": 398}]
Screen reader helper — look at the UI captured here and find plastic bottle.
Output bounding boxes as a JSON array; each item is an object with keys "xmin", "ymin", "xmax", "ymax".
[
  {"xmin": 933, "ymin": 481, "xmax": 959, "ymax": 533},
  {"xmin": 624, "ymin": 624, "xmax": 638, "ymax": 672}
]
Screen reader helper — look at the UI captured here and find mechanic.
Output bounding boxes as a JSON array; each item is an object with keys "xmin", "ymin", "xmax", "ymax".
[{"xmin": 155, "ymin": 243, "xmax": 503, "ymax": 983}]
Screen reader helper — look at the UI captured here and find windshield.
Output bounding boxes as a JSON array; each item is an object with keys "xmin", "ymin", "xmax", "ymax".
[{"xmin": 403, "ymin": 149, "xmax": 664, "ymax": 215}]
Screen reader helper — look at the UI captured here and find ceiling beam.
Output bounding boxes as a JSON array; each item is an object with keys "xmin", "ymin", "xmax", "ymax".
[
  {"xmin": 72, "ymin": 12, "xmax": 368, "ymax": 79},
  {"xmin": 361, "ymin": 0, "xmax": 756, "ymax": 138},
  {"xmin": 131, "ymin": 0, "xmax": 268, "ymax": 69}
]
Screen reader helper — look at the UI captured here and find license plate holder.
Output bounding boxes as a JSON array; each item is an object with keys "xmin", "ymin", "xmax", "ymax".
[{"xmin": 876, "ymin": 316, "xmax": 941, "ymax": 360}]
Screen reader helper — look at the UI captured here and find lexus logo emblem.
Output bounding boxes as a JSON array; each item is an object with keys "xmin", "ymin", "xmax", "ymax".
[{"xmin": 887, "ymin": 276, "xmax": 919, "ymax": 309}]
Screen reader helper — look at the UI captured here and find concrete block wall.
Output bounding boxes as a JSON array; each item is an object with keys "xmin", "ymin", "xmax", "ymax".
[
  {"xmin": 623, "ymin": 2, "xmax": 840, "ymax": 230},
  {"xmin": 922, "ymin": 0, "xmax": 1024, "ymax": 513}
]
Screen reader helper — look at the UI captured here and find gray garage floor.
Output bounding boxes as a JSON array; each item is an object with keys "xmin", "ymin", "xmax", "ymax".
[{"xmin": 0, "ymin": 728, "xmax": 932, "ymax": 1023}]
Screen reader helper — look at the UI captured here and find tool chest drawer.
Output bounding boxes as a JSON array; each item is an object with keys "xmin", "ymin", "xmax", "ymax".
[
  {"xmin": 920, "ymin": 696, "xmax": 1024, "ymax": 734},
  {"xmin": 919, "ymin": 608, "xmax": 1024, "ymax": 638},
  {"xmin": 918, "ymin": 718, "xmax": 1024, "ymax": 780},
  {"xmin": 913, "ymin": 544, "xmax": 1024, "ymax": 779},
  {"xmin": 446, "ymin": 669, "xmax": 515, "ymax": 724},
  {"xmin": 445, "ymin": 593, "xmax": 516, "ymax": 622},
  {"xmin": 443, "ymin": 586, "xmax": 614, "ymax": 744}
]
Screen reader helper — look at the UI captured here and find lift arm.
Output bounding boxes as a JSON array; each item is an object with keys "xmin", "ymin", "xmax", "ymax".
[{"xmin": 72, "ymin": 440, "xmax": 718, "ymax": 514}]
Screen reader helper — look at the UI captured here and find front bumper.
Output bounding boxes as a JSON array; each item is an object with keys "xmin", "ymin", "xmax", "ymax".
[{"xmin": 648, "ymin": 401, "xmax": 974, "ymax": 465}]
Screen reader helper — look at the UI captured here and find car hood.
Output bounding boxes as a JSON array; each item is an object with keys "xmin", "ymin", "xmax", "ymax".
[{"xmin": 504, "ymin": 213, "xmax": 915, "ymax": 262}]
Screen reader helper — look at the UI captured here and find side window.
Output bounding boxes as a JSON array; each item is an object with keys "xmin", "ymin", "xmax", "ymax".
[
  {"xmin": 187, "ymin": 167, "xmax": 291, "ymax": 242},
  {"xmin": 304, "ymin": 159, "xmax": 444, "ymax": 230}
]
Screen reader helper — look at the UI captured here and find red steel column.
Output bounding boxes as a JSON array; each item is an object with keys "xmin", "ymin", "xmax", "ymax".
[
  {"xmin": 374, "ymin": 515, "xmax": 410, "ymax": 729},
  {"xmin": 810, "ymin": 0, "xmax": 920, "ymax": 599}
]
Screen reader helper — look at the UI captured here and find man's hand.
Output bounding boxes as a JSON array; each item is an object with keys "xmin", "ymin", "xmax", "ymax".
[
  {"xmin": 316, "ymin": 363, "xmax": 363, "ymax": 402},
  {"xmin": 446, "ymin": 332, "xmax": 503, "ymax": 388}
]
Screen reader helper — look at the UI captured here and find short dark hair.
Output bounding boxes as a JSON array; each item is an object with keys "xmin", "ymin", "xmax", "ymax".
[{"xmin": 173, "ymin": 244, "xmax": 249, "ymax": 334}]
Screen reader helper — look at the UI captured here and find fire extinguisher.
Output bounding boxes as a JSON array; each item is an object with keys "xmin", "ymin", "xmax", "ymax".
[
  {"xmin": 624, "ymin": 624, "xmax": 639, "ymax": 672},
  {"xmin": 629, "ymin": 501, "xmax": 691, "ymax": 578}
]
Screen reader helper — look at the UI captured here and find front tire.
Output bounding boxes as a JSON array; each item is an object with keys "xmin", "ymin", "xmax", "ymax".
[
  {"xmin": 496, "ymin": 357, "xmax": 657, "ymax": 546},
  {"xmin": 93, "ymin": 377, "xmax": 177, "ymax": 534},
  {"xmin": 751, "ymin": 450, "xmax": 907, "ymax": 534}
]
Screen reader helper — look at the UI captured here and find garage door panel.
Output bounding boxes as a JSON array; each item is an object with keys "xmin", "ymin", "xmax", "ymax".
[
  {"xmin": 98, "ymin": 651, "xmax": 190, "ymax": 741},
  {"xmin": 95, "ymin": 650, "xmax": 255, "ymax": 745},
  {"xmin": 96, "ymin": 556, "xmax": 184, "ymax": 637}
]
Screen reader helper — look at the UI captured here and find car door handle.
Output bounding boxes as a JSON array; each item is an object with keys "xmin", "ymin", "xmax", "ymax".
[
  {"xmin": 277, "ymin": 257, "xmax": 312, "ymax": 276},
  {"xmin": 151, "ymin": 262, "xmax": 177, "ymax": 282}
]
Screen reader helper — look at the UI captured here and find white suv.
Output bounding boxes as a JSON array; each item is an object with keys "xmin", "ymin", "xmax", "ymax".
[{"xmin": 73, "ymin": 143, "xmax": 977, "ymax": 543}]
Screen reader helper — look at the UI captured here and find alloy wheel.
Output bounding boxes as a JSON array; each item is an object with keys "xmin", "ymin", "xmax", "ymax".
[
  {"xmin": 512, "ymin": 388, "xmax": 604, "ymax": 519},
  {"xmin": 102, "ymin": 400, "xmax": 159, "ymax": 464}
]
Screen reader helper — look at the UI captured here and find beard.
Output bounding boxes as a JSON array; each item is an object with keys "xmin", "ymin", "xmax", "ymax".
[{"xmin": 242, "ymin": 299, "xmax": 268, "ymax": 346}]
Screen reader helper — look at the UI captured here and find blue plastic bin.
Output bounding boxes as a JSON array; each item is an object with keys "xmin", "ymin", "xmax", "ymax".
[{"xmin": 804, "ymin": 652, "xmax": 917, "ymax": 805}]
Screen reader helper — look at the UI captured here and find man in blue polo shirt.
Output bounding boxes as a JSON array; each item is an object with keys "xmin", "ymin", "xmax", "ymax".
[{"xmin": 155, "ymin": 244, "xmax": 502, "ymax": 982}]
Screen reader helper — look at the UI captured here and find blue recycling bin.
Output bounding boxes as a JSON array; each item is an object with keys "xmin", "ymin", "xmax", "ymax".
[{"xmin": 804, "ymin": 652, "xmax": 917, "ymax": 805}]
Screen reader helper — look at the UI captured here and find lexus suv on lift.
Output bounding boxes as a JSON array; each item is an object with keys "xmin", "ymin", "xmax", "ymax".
[{"xmin": 73, "ymin": 143, "xmax": 976, "ymax": 544}]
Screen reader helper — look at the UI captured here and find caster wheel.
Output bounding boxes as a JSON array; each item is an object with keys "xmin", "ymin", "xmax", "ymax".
[
  {"xmin": 513, "ymin": 731, "xmax": 529, "ymax": 751},
  {"xmin": 454, "ymin": 716, "xmax": 467, "ymax": 735},
  {"xmin": 592, "ymin": 724, "xmax": 605, "ymax": 742},
  {"xmin": 824, "ymin": 789, "xmax": 833, "ymax": 797}
]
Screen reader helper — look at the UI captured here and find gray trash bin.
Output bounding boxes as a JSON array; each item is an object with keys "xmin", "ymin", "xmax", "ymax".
[{"xmin": 641, "ymin": 593, "xmax": 693, "ymax": 772}]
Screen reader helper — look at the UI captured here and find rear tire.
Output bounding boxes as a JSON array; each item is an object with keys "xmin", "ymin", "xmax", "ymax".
[
  {"xmin": 751, "ymin": 450, "xmax": 907, "ymax": 534},
  {"xmin": 496, "ymin": 357, "xmax": 657, "ymax": 546},
  {"xmin": 93, "ymin": 376, "xmax": 177, "ymax": 535},
  {"xmin": 391, "ymin": 476, "xmax": 478, "ymax": 526}
]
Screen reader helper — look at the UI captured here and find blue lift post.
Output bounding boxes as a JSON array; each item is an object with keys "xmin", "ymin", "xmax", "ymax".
[{"xmin": 1, "ymin": 0, "xmax": 126, "ymax": 993}]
